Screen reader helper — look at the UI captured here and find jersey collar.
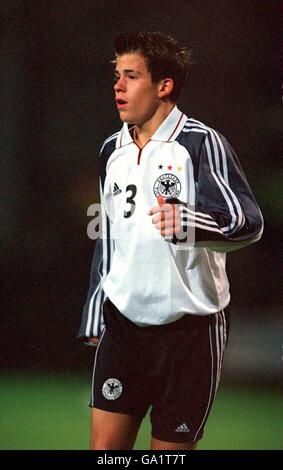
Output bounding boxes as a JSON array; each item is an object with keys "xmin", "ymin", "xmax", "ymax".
[{"xmin": 117, "ymin": 106, "xmax": 188, "ymax": 148}]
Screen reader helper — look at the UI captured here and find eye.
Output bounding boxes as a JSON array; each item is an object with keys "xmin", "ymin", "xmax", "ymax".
[{"xmin": 113, "ymin": 76, "xmax": 119, "ymax": 84}]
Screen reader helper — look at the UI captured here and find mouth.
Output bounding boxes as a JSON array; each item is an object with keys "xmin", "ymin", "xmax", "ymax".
[{"xmin": 116, "ymin": 98, "xmax": 127, "ymax": 108}]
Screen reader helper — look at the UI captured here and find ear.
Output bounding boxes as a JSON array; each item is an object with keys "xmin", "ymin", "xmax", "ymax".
[{"xmin": 158, "ymin": 78, "xmax": 174, "ymax": 99}]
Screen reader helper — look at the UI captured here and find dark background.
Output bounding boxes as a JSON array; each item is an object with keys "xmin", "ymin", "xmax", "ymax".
[{"xmin": 1, "ymin": 0, "xmax": 282, "ymax": 374}]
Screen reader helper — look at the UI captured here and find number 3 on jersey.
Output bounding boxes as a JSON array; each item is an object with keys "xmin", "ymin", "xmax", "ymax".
[{"xmin": 124, "ymin": 184, "xmax": 137, "ymax": 218}]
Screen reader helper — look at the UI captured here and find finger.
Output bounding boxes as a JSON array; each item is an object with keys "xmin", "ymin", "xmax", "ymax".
[
  {"xmin": 160, "ymin": 225, "xmax": 181, "ymax": 236},
  {"xmin": 148, "ymin": 203, "xmax": 173, "ymax": 216},
  {"xmin": 147, "ymin": 205, "xmax": 161, "ymax": 216},
  {"xmin": 153, "ymin": 204, "xmax": 179, "ymax": 224},
  {"xmin": 152, "ymin": 211, "xmax": 174, "ymax": 225},
  {"xmin": 155, "ymin": 218, "xmax": 178, "ymax": 230}
]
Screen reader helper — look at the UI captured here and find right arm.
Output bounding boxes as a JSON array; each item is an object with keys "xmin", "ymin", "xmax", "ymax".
[
  {"xmin": 77, "ymin": 177, "xmax": 114, "ymax": 345},
  {"xmin": 78, "ymin": 132, "xmax": 118, "ymax": 345}
]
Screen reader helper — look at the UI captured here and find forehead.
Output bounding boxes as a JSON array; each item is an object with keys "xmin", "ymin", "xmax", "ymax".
[{"xmin": 115, "ymin": 52, "xmax": 149, "ymax": 73}]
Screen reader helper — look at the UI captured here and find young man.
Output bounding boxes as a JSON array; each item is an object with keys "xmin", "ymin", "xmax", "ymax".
[{"xmin": 78, "ymin": 31, "xmax": 263, "ymax": 450}]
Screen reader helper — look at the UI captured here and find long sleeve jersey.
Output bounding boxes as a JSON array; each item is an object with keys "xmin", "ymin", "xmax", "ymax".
[{"xmin": 78, "ymin": 106, "xmax": 263, "ymax": 342}]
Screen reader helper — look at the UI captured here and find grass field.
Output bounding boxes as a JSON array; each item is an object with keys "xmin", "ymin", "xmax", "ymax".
[{"xmin": 0, "ymin": 373, "xmax": 282, "ymax": 450}]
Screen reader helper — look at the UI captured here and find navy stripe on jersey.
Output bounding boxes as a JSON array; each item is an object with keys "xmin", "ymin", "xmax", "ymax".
[
  {"xmin": 183, "ymin": 119, "xmax": 244, "ymax": 235},
  {"xmin": 100, "ymin": 132, "xmax": 119, "ymax": 153},
  {"xmin": 99, "ymin": 134, "xmax": 119, "ymax": 189},
  {"xmin": 174, "ymin": 119, "xmax": 263, "ymax": 246},
  {"xmin": 185, "ymin": 119, "xmax": 249, "ymax": 235}
]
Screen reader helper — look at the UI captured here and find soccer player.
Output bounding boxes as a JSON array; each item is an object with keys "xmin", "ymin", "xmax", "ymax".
[{"xmin": 78, "ymin": 31, "xmax": 263, "ymax": 450}]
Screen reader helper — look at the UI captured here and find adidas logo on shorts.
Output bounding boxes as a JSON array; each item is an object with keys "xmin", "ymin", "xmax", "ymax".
[{"xmin": 175, "ymin": 422, "xmax": 190, "ymax": 432}]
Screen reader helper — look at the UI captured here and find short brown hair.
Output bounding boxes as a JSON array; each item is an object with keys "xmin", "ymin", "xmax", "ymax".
[{"xmin": 114, "ymin": 31, "xmax": 192, "ymax": 102}]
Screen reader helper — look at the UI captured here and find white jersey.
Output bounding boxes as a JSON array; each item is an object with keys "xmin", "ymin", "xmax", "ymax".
[{"xmin": 78, "ymin": 106, "xmax": 263, "ymax": 340}]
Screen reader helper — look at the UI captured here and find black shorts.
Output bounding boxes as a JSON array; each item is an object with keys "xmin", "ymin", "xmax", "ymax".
[{"xmin": 90, "ymin": 299, "xmax": 230, "ymax": 444}]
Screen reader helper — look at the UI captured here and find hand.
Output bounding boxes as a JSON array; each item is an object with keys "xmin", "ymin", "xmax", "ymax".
[
  {"xmin": 89, "ymin": 337, "xmax": 100, "ymax": 346},
  {"xmin": 148, "ymin": 197, "xmax": 181, "ymax": 237}
]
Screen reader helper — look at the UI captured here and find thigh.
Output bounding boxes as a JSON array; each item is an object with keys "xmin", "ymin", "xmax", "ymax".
[
  {"xmin": 90, "ymin": 407, "xmax": 142, "ymax": 450},
  {"xmin": 150, "ymin": 309, "xmax": 230, "ymax": 445},
  {"xmin": 90, "ymin": 325, "xmax": 150, "ymax": 418}
]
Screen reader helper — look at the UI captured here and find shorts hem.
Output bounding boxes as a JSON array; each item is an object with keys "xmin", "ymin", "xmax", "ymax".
[
  {"xmin": 89, "ymin": 402, "xmax": 147, "ymax": 419},
  {"xmin": 151, "ymin": 431, "xmax": 202, "ymax": 444}
]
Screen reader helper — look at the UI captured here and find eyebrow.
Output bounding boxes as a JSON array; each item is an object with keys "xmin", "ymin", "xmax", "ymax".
[{"xmin": 114, "ymin": 69, "xmax": 142, "ymax": 75}]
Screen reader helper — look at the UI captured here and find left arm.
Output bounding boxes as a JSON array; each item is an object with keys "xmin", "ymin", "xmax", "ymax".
[{"xmin": 149, "ymin": 132, "xmax": 264, "ymax": 252}]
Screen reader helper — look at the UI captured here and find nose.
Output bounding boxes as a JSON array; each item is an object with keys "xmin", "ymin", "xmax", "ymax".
[{"xmin": 114, "ymin": 76, "xmax": 126, "ymax": 93}]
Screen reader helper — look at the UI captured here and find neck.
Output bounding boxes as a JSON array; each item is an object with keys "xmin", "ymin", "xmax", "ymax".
[{"xmin": 133, "ymin": 102, "xmax": 175, "ymax": 148}]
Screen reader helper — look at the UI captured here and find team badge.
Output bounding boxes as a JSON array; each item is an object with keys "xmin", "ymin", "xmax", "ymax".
[
  {"xmin": 102, "ymin": 378, "xmax": 123, "ymax": 400},
  {"xmin": 153, "ymin": 173, "xmax": 181, "ymax": 198}
]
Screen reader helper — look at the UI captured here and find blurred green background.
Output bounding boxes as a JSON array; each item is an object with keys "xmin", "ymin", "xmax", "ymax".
[
  {"xmin": 1, "ymin": 374, "xmax": 282, "ymax": 450},
  {"xmin": 1, "ymin": 0, "xmax": 282, "ymax": 451}
]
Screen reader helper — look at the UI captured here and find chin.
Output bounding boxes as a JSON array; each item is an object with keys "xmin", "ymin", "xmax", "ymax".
[
  {"xmin": 118, "ymin": 112, "xmax": 129, "ymax": 123},
  {"xmin": 117, "ymin": 111, "xmax": 138, "ymax": 125},
  {"xmin": 120, "ymin": 117, "xmax": 137, "ymax": 125}
]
